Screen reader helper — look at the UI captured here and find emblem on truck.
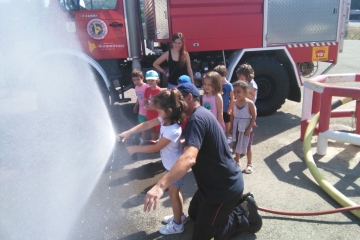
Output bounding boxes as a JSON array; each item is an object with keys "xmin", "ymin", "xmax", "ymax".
[{"xmin": 87, "ymin": 18, "xmax": 108, "ymax": 40}]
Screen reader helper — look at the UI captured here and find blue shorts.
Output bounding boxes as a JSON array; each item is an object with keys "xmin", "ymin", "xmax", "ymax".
[
  {"xmin": 138, "ymin": 114, "xmax": 146, "ymax": 123},
  {"xmin": 166, "ymin": 170, "xmax": 185, "ymax": 187}
]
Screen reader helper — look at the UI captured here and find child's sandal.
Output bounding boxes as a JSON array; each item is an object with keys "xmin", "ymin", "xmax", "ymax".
[{"xmin": 244, "ymin": 164, "xmax": 253, "ymax": 174}]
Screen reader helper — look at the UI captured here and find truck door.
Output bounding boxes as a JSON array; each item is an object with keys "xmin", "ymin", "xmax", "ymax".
[
  {"xmin": 60, "ymin": 0, "xmax": 128, "ymax": 60},
  {"xmin": 266, "ymin": 0, "xmax": 341, "ymax": 45}
]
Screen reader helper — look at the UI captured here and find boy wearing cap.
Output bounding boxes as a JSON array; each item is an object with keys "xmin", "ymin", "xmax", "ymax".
[
  {"xmin": 176, "ymin": 75, "xmax": 191, "ymax": 137},
  {"xmin": 144, "ymin": 70, "xmax": 162, "ymax": 140},
  {"xmin": 143, "ymin": 83, "xmax": 262, "ymax": 239}
]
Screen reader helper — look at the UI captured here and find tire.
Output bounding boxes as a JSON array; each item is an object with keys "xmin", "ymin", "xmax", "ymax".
[{"xmin": 246, "ymin": 57, "xmax": 290, "ymax": 116}]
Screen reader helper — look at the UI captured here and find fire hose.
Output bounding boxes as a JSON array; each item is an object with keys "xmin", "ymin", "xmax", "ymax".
[{"xmin": 258, "ymin": 97, "xmax": 360, "ymax": 218}]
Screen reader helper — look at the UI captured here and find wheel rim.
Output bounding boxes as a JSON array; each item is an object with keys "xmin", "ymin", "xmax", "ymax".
[{"xmin": 256, "ymin": 76, "xmax": 274, "ymax": 101}]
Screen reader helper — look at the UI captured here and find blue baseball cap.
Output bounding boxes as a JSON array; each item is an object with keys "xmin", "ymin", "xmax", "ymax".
[
  {"xmin": 177, "ymin": 75, "xmax": 191, "ymax": 85},
  {"xmin": 177, "ymin": 83, "xmax": 199, "ymax": 98},
  {"xmin": 145, "ymin": 70, "xmax": 159, "ymax": 80}
]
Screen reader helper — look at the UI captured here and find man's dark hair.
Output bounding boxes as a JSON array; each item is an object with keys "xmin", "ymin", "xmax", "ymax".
[{"xmin": 181, "ymin": 92, "xmax": 200, "ymax": 102}]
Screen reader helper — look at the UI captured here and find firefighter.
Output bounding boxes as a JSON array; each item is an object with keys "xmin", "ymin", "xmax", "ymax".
[{"xmin": 143, "ymin": 83, "xmax": 263, "ymax": 239}]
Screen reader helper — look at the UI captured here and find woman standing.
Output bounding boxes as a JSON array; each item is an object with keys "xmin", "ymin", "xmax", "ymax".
[{"xmin": 153, "ymin": 32, "xmax": 194, "ymax": 89}]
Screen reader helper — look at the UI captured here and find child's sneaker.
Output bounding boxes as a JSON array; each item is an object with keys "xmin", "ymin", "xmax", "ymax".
[
  {"xmin": 227, "ymin": 136, "xmax": 232, "ymax": 144},
  {"xmin": 163, "ymin": 214, "xmax": 187, "ymax": 224},
  {"xmin": 159, "ymin": 221, "xmax": 184, "ymax": 235}
]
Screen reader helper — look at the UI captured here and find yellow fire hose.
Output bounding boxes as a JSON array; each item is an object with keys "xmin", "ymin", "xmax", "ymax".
[{"xmin": 303, "ymin": 97, "xmax": 360, "ymax": 219}]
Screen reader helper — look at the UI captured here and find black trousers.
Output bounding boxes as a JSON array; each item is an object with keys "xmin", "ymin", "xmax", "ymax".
[{"xmin": 188, "ymin": 190, "xmax": 249, "ymax": 240}]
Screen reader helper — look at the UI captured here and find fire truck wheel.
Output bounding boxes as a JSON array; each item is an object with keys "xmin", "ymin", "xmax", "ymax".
[{"xmin": 247, "ymin": 57, "xmax": 290, "ymax": 116}]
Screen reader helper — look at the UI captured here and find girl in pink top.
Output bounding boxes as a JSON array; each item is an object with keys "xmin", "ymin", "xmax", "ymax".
[{"xmin": 202, "ymin": 71, "xmax": 225, "ymax": 130}]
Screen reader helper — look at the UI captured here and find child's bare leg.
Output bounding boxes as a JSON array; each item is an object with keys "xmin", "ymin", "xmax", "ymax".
[
  {"xmin": 225, "ymin": 122, "xmax": 231, "ymax": 137},
  {"xmin": 168, "ymin": 186, "xmax": 183, "ymax": 223},
  {"xmin": 247, "ymin": 149, "xmax": 252, "ymax": 165},
  {"xmin": 247, "ymin": 130, "xmax": 254, "ymax": 165},
  {"xmin": 235, "ymin": 153, "xmax": 240, "ymax": 163}
]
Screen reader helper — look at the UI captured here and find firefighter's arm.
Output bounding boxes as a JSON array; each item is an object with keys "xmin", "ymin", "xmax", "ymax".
[{"xmin": 153, "ymin": 51, "xmax": 169, "ymax": 77}]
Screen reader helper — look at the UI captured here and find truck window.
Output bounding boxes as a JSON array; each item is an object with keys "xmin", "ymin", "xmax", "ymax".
[
  {"xmin": 59, "ymin": 0, "xmax": 117, "ymax": 10},
  {"xmin": 79, "ymin": 0, "xmax": 117, "ymax": 10}
]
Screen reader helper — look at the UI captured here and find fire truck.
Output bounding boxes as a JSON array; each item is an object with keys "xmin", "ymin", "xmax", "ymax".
[{"xmin": 46, "ymin": 0, "xmax": 349, "ymax": 116}]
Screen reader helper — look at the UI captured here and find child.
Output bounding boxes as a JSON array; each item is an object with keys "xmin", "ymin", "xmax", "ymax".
[
  {"xmin": 236, "ymin": 64, "xmax": 258, "ymax": 174},
  {"xmin": 201, "ymin": 71, "xmax": 225, "ymax": 129},
  {"xmin": 213, "ymin": 65, "xmax": 235, "ymax": 143},
  {"xmin": 230, "ymin": 80, "xmax": 256, "ymax": 170},
  {"xmin": 176, "ymin": 75, "xmax": 191, "ymax": 138},
  {"xmin": 118, "ymin": 89, "xmax": 188, "ymax": 235},
  {"xmin": 236, "ymin": 63, "xmax": 258, "ymax": 103},
  {"xmin": 132, "ymin": 69, "xmax": 149, "ymax": 142},
  {"xmin": 144, "ymin": 70, "xmax": 162, "ymax": 140}
]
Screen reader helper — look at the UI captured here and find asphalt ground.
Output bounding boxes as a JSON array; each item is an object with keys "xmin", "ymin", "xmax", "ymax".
[{"xmin": 69, "ymin": 41, "xmax": 360, "ymax": 240}]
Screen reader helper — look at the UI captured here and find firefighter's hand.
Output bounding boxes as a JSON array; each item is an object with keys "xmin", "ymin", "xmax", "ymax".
[
  {"xmin": 143, "ymin": 184, "xmax": 164, "ymax": 212},
  {"xmin": 126, "ymin": 146, "xmax": 139, "ymax": 155},
  {"xmin": 118, "ymin": 131, "xmax": 131, "ymax": 143}
]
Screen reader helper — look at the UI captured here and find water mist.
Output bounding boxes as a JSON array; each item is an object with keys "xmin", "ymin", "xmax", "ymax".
[{"xmin": 0, "ymin": 1, "xmax": 115, "ymax": 239}]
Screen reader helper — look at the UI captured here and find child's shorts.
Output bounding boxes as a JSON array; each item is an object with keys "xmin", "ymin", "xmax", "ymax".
[
  {"xmin": 138, "ymin": 114, "xmax": 147, "ymax": 123},
  {"xmin": 166, "ymin": 170, "xmax": 185, "ymax": 187},
  {"xmin": 223, "ymin": 112, "xmax": 231, "ymax": 123}
]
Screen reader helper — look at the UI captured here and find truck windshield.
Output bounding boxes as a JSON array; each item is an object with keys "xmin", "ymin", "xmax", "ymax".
[{"xmin": 59, "ymin": 0, "xmax": 117, "ymax": 10}]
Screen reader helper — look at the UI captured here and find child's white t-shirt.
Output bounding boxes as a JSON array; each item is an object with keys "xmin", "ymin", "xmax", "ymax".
[
  {"xmin": 249, "ymin": 79, "xmax": 258, "ymax": 103},
  {"xmin": 158, "ymin": 117, "xmax": 183, "ymax": 170}
]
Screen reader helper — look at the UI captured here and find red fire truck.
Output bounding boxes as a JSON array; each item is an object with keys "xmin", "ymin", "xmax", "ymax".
[{"xmin": 46, "ymin": 0, "xmax": 349, "ymax": 116}]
